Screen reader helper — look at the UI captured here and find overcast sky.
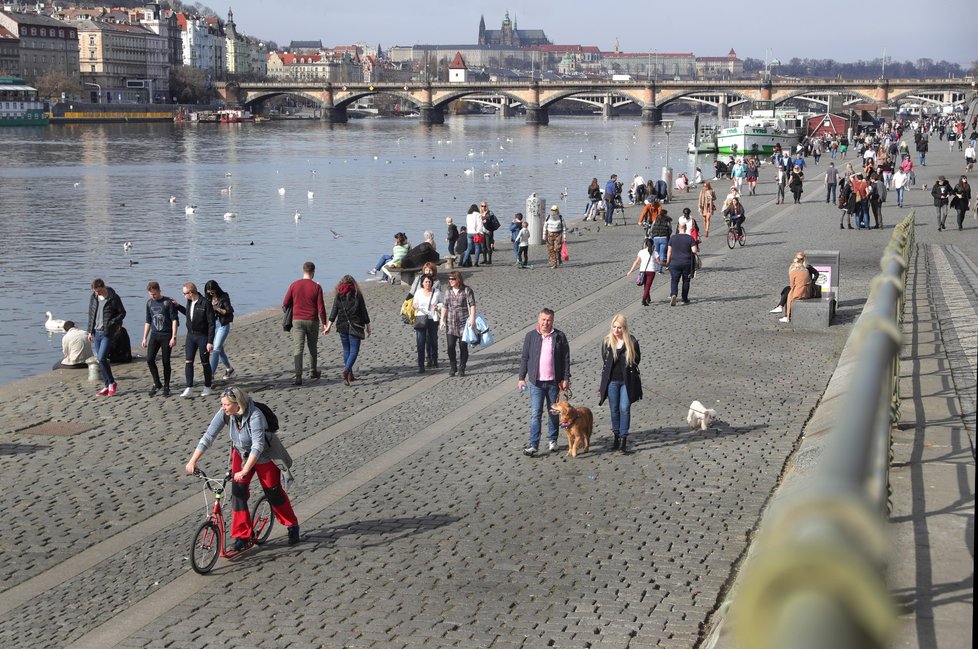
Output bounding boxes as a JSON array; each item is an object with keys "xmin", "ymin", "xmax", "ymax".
[{"xmin": 224, "ymin": 0, "xmax": 974, "ymax": 66}]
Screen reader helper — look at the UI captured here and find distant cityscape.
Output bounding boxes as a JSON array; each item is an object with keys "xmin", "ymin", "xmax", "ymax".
[{"xmin": 0, "ymin": 2, "xmax": 972, "ymax": 106}]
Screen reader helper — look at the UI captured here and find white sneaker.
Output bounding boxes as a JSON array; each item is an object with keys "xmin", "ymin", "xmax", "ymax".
[
  {"xmin": 770, "ymin": 305, "xmax": 784, "ymax": 313},
  {"xmin": 778, "ymin": 316, "xmax": 790, "ymax": 323},
  {"xmin": 180, "ymin": 387, "xmax": 194, "ymax": 398},
  {"xmin": 200, "ymin": 386, "xmax": 213, "ymax": 397},
  {"xmin": 548, "ymin": 440, "xmax": 559, "ymax": 452}
]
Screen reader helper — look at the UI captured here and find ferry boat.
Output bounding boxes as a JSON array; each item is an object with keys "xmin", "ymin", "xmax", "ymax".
[
  {"xmin": 716, "ymin": 113, "xmax": 804, "ymax": 156},
  {"xmin": 687, "ymin": 115, "xmax": 719, "ymax": 153},
  {"xmin": 0, "ymin": 77, "xmax": 48, "ymax": 126}
]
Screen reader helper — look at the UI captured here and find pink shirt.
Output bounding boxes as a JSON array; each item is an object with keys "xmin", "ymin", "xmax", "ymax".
[{"xmin": 537, "ymin": 330, "xmax": 555, "ymax": 381}]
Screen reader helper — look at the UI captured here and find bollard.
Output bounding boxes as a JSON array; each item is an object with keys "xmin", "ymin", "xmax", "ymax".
[
  {"xmin": 525, "ymin": 192, "xmax": 546, "ymax": 245},
  {"xmin": 87, "ymin": 360, "xmax": 100, "ymax": 382}
]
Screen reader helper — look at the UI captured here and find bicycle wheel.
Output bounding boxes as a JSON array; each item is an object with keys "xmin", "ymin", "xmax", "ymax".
[
  {"xmin": 190, "ymin": 520, "xmax": 221, "ymax": 574},
  {"xmin": 250, "ymin": 496, "xmax": 274, "ymax": 545},
  {"xmin": 738, "ymin": 227, "xmax": 747, "ymax": 247},
  {"xmin": 727, "ymin": 228, "xmax": 736, "ymax": 249}
]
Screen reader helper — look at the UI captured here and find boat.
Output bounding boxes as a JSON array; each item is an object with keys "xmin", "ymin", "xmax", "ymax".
[
  {"xmin": 0, "ymin": 77, "xmax": 49, "ymax": 126},
  {"xmin": 687, "ymin": 114, "xmax": 719, "ymax": 153},
  {"xmin": 185, "ymin": 108, "xmax": 257, "ymax": 123},
  {"xmin": 716, "ymin": 113, "xmax": 804, "ymax": 156}
]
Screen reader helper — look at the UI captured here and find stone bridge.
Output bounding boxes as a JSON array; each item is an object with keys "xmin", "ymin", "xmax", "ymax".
[{"xmin": 216, "ymin": 78, "xmax": 975, "ymax": 126}]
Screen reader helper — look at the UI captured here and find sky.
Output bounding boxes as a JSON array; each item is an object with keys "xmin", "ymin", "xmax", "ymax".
[{"xmin": 223, "ymin": 0, "xmax": 975, "ymax": 66}]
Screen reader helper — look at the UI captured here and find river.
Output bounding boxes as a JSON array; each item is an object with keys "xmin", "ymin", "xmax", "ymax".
[{"xmin": 0, "ymin": 114, "xmax": 713, "ymax": 385}]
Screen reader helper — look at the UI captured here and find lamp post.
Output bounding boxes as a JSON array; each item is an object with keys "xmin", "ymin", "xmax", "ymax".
[
  {"xmin": 84, "ymin": 82, "xmax": 101, "ymax": 104},
  {"xmin": 662, "ymin": 119, "xmax": 674, "ymax": 201}
]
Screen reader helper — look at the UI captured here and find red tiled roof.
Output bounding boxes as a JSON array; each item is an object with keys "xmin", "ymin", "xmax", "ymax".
[
  {"xmin": 449, "ymin": 51, "xmax": 466, "ymax": 69},
  {"xmin": 0, "ymin": 24, "xmax": 17, "ymax": 39}
]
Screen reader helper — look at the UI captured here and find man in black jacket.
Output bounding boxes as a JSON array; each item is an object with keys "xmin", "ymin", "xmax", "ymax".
[
  {"xmin": 931, "ymin": 176, "xmax": 952, "ymax": 231},
  {"xmin": 175, "ymin": 282, "xmax": 215, "ymax": 397},
  {"xmin": 87, "ymin": 278, "xmax": 126, "ymax": 396},
  {"xmin": 518, "ymin": 308, "xmax": 571, "ymax": 457}
]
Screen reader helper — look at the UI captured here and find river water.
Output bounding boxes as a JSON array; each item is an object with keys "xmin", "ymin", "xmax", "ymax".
[{"xmin": 0, "ymin": 115, "xmax": 711, "ymax": 385}]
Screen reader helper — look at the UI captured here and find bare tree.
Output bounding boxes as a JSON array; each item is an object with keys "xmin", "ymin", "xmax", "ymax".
[{"xmin": 34, "ymin": 69, "xmax": 82, "ymax": 102}]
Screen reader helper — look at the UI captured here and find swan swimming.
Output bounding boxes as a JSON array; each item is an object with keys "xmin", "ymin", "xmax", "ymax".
[
  {"xmin": 278, "ymin": 187, "xmax": 286, "ymax": 195},
  {"xmin": 307, "ymin": 191, "xmax": 314, "ymax": 199},
  {"xmin": 45, "ymin": 311, "xmax": 66, "ymax": 331},
  {"xmin": 185, "ymin": 205, "xmax": 197, "ymax": 214},
  {"xmin": 169, "ymin": 196, "xmax": 176, "ymax": 203},
  {"xmin": 223, "ymin": 212, "xmax": 237, "ymax": 220},
  {"xmin": 123, "ymin": 241, "xmax": 132, "ymax": 251}
]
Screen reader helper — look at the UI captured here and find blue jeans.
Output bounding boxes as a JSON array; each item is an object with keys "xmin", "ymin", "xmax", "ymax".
[
  {"xmin": 339, "ymin": 331, "xmax": 362, "ymax": 374},
  {"xmin": 652, "ymin": 236, "xmax": 668, "ymax": 268},
  {"xmin": 607, "ymin": 380, "xmax": 631, "ymax": 438},
  {"xmin": 919, "ymin": 152, "xmax": 926, "ymax": 165},
  {"xmin": 895, "ymin": 187, "xmax": 905, "ymax": 206},
  {"xmin": 373, "ymin": 254, "xmax": 393, "ymax": 272},
  {"xmin": 528, "ymin": 380, "xmax": 560, "ymax": 449},
  {"xmin": 93, "ymin": 330, "xmax": 114, "ymax": 386},
  {"xmin": 855, "ymin": 202, "xmax": 871, "ymax": 229},
  {"xmin": 512, "ymin": 240, "xmax": 520, "ymax": 264},
  {"xmin": 462, "ymin": 234, "xmax": 481, "ymax": 266},
  {"xmin": 414, "ymin": 320, "xmax": 438, "ymax": 368},
  {"xmin": 210, "ymin": 322, "xmax": 232, "ymax": 373}
]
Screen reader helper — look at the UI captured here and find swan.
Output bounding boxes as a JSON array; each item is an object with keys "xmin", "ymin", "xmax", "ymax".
[
  {"xmin": 277, "ymin": 187, "xmax": 286, "ymax": 195},
  {"xmin": 220, "ymin": 186, "xmax": 231, "ymax": 194},
  {"xmin": 463, "ymin": 168, "xmax": 474, "ymax": 176},
  {"xmin": 169, "ymin": 196, "xmax": 177, "ymax": 203},
  {"xmin": 223, "ymin": 212, "xmax": 237, "ymax": 220},
  {"xmin": 123, "ymin": 241, "xmax": 132, "ymax": 251},
  {"xmin": 45, "ymin": 311, "xmax": 66, "ymax": 331},
  {"xmin": 185, "ymin": 205, "xmax": 197, "ymax": 215},
  {"xmin": 307, "ymin": 191, "xmax": 314, "ymax": 199}
]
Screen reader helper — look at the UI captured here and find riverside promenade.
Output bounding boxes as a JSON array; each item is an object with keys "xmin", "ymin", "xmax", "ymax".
[{"xmin": 0, "ymin": 138, "xmax": 973, "ymax": 649}]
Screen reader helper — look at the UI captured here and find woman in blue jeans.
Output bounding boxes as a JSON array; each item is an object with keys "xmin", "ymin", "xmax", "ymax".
[
  {"xmin": 598, "ymin": 314, "xmax": 642, "ymax": 454},
  {"xmin": 204, "ymin": 280, "xmax": 235, "ymax": 380},
  {"xmin": 324, "ymin": 275, "xmax": 371, "ymax": 386}
]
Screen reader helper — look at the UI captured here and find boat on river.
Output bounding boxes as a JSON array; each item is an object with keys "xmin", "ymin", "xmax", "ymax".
[
  {"xmin": 0, "ymin": 77, "xmax": 48, "ymax": 126},
  {"xmin": 185, "ymin": 108, "xmax": 257, "ymax": 123},
  {"xmin": 716, "ymin": 112, "xmax": 804, "ymax": 156},
  {"xmin": 687, "ymin": 115, "xmax": 719, "ymax": 153}
]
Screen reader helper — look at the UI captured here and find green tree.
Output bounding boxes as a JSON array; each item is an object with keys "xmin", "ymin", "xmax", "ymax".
[{"xmin": 169, "ymin": 65, "xmax": 212, "ymax": 104}]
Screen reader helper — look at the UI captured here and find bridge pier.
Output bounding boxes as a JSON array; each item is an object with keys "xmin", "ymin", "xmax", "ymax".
[
  {"xmin": 641, "ymin": 106, "xmax": 661, "ymax": 126},
  {"xmin": 320, "ymin": 106, "xmax": 348, "ymax": 124},
  {"xmin": 717, "ymin": 99, "xmax": 729, "ymax": 120},
  {"xmin": 602, "ymin": 99, "xmax": 614, "ymax": 118},
  {"xmin": 498, "ymin": 103, "xmax": 511, "ymax": 118},
  {"xmin": 419, "ymin": 106, "xmax": 445, "ymax": 125},
  {"xmin": 525, "ymin": 107, "xmax": 549, "ymax": 126}
]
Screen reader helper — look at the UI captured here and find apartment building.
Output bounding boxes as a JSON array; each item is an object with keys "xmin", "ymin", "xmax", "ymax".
[{"xmin": 0, "ymin": 11, "xmax": 78, "ymax": 83}]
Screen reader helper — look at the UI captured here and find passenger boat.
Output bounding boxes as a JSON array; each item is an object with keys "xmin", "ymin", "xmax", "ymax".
[
  {"xmin": 0, "ymin": 77, "xmax": 48, "ymax": 126},
  {"xmin": 716, "ymin": 112, "xmax": 804, "ymax": 156},
  {"xmin": 687, "ymin": 114, "xmax": 719, "ymax": 153}
]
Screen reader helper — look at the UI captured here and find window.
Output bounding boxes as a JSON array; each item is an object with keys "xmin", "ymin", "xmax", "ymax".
[
  {"xmin": 59, "ymin": 29, "xmax": 64, "ymax": 38},
  {"xmin": 89, "ymin": 36, "xmax": 95, "ymax": 46},
  {"xmin": 30, "ymin": 27, "xmax": 37, "ymax": 36}
]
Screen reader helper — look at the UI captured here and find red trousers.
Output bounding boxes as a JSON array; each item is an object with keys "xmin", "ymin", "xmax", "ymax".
[{"xmin": 230, "ymin": 449, "xmax": 298, "ymax": 540}]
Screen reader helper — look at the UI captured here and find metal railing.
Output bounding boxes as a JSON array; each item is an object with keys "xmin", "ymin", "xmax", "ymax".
[{"xmin": 730, "ymin": 212, "xmax": 915, "ymax": 649}]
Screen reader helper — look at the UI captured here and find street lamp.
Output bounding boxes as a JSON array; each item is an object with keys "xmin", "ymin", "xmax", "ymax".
[
  {"xmin": 662, "ymin": 119, "xmax": 674, "ymax": 201},
  {"xmin": 84, "ymin": 82, "xmax": 101, "ymax": 104}
]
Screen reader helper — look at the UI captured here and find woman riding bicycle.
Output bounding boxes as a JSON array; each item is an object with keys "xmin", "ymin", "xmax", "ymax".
[
  {"xmin": 723, "ymin": 197, "xmax": 746, "ymax": 237},
  {"xmin": 185, "ymin": 386, "xmax": 300, "ymax": 550}
]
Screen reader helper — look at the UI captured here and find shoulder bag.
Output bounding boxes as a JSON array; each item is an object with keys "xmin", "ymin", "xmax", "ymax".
[
  {"xmin": 341, "ymin": 297, "xmax": 366, "ymax": 339},
  {"xmin": 413, "ymin": 293, "xmax": 434, "ymax": 330},
  {"xmin": 635, "ymin": 252, "xmax": 653, "ymax": 285}
]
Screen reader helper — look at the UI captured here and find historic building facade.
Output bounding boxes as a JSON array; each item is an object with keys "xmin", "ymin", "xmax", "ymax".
[{"xmin": 477, "ymin": 12, "xmax": 549, "ymax": 47}]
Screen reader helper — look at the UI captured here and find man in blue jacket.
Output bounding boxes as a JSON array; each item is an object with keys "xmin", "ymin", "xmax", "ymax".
[{"xmin": 518, "ymin": 308, "xmax": 571, "ymax": 457}]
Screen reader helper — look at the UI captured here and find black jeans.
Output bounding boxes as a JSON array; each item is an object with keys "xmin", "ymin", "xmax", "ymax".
[
  {"xmin": 184, "ymin": 331, "xmax": 212, "ymax": 388},
  {"xmin": 445, "ymin": 332, "xmax": 468, "ymax": 370},
  {"xmin": 415, "ymin": 320, "xmax": 438, "ymax": 368},
  {"xmin": 669, "ymin": 263, "xmax": 692, "ymax": 302},
  {"xmin": 146, "ymin": 332, "xmax": 173, "ymax": 388}
]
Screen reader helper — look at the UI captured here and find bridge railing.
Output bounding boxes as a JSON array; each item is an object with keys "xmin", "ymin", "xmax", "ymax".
[{"xmin": 729, "ymin": 212, "xmax": 916, "ymax": 649}]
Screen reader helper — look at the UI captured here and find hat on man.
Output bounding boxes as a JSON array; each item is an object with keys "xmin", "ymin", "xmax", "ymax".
[
  {"xmin": 550, "ymin": 205, "xmax": 559, "ymax": 211},
  {"xmin": 938, "ymin": 175, "xmax": 946, "ymax": 181}
]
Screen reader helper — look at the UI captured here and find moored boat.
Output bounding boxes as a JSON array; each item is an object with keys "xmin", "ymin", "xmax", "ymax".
[
  {"xmin": 0, "ymin": 77, "xmax": 48, "ymax": 126},
  {"xmin": 717, "ymin": 115, "xmax": 802, "ymax": 156},
  {"xmin": 687, "ymin": 115, "xmax": 719, "ymax": 153}
]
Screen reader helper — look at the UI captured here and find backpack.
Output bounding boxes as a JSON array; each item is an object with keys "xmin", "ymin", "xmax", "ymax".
[
  {"xmin": 224, "ymin": 400, "xmax": 279, "ymax": 432},
  {"xmin": 486, "ymin": 212, "xmax": 500, "ymax": 231}
]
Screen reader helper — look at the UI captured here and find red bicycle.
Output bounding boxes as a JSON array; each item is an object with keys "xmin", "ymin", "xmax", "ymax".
[{"xmin": 190, "ymin": 467, "xmax": 274, "ymax": 574}]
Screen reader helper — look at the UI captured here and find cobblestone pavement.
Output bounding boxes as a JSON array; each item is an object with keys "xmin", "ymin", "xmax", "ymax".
[{"xmin": 1, "ymin": 137, "xmax": 974, "ymax": 649}]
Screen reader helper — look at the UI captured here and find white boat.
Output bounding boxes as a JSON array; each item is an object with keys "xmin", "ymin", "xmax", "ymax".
[
  {"xmin": 687, "ymin": 115, "xmax": 719, "ymax": 153},
  {"xmin": 717, "ymin": 114, "xmax": 803, "ymax": 156}
]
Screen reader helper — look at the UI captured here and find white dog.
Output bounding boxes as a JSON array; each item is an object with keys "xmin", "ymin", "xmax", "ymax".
[{"xmin": 687, "ymin": 400, "xmax": 717, "ymax": 431}]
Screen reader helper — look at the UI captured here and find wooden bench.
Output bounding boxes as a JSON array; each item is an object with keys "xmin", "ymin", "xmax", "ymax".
[
  {"xmin": 790, "ymin": 291, "xmax": 836, "ymax": 329},
  {"xmin": 381, "ymin": 258, "xmax": 453, "ymax": 286}
]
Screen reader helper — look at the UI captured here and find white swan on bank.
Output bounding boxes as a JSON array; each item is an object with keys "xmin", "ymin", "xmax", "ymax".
[{"xmin": 45, "ymin": 311, "xmax": 66, "ymax": 331}]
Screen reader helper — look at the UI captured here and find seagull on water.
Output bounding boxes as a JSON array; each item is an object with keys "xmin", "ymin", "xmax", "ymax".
[
  {"xmin": 185, "ymin": 205, "xmax": 197, "ymax": 215},
  {"xmin": 224, "ymin": 212, "xmax": 237, "ymax": 220},
  {"xmin": 73, "ymin": 182, "xmax": 80, "ymax": 188},
  {"xmin": 307, "ymin": 191, "xmax": 314, "ymax": 199},
  {"xmin": 329, "ymin": 229, "xmax": 343, "ymax": 239},
  {"xmin": 168, "ymin": 195, "xmax": 177, "ymax": 204},
  {"xmin": 123, "ymin": 241, "xmax": 132, "ymax": 251},
  {"xmin": 294, "ymin": 210, "xmax": 302, "ymax": 222},
  {"xmin": 278, "ymin": 187, "xmax": 286, "ymax": 195},
  {"xmin": 220, "ymin": 186, "xmax": 231, "ymax": 194}
]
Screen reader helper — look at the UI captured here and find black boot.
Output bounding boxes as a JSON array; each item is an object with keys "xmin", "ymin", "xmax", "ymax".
[
  {"xmin": 458, "ymin": 364, "xmax": 466, "ymax": 377},
  {"xmin": 450, "ymin": 364, "xmax": 457, "ymax": 377},
  {"xmin": 619, "ymin": 437, "xmax": 629, "ymax": 454},
  {"xmin": 611, "ymin": 434, "xmax": 620, "ymax": 451}
]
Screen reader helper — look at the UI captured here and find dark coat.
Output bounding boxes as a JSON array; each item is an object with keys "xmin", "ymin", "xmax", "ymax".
[
  {"xmin": 598, "ymin": 336, "xmax": 642, "ymax": 405},
  {"xmin": 518, "ymin": 328, "xmax": 571, "ymax": 385},
  {"xmin": 175, "ymin": 298, "xmax": 216, "ymax": 343},
  {"xmin": 87, "ymin": 286, "xmax": 126, "ymax": 338},
  {"xmin": 328, "ymin": 291, "xmax": 370, "ymax": 334}
]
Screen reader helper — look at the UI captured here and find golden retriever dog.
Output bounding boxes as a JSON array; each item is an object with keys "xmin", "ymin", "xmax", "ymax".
[{"xmin": 549, "ymin": 400, "xmax": 594, "ymax": 457}]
